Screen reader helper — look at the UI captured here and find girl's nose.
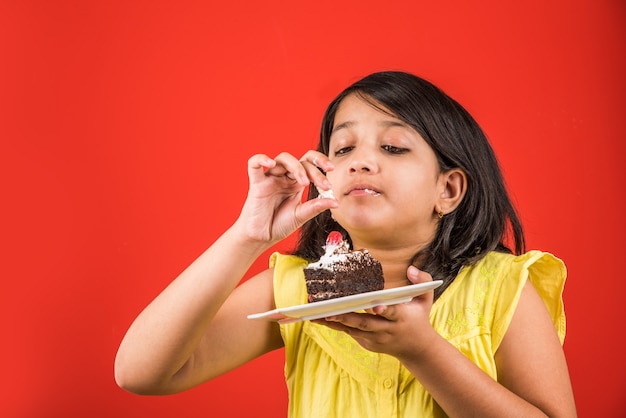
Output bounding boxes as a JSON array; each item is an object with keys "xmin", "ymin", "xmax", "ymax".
[
  {"xmin": 348, "ymin": 149, "xmax": 378, "ymax": 174},
  {"xmin": 349, "ymin": 161, "xmax": 371, "ymax": 173}
]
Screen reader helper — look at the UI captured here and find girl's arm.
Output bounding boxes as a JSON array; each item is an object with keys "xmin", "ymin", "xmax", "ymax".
[
  {"xmin": 114, "ymin": 227, "xmax": 280, "ymax": 395},
  {"xmin": 402, "ymin": 279, "xmax": 576, "ymax": 417},
  {"xmin": 114, "ymin": 152, "xmax": 337, "ymax": 395}
]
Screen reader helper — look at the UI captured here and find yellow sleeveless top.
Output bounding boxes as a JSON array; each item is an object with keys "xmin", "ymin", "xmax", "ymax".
[{"xmin": 271, "ymin": 250, "xmax": 566, "ymax": 418}]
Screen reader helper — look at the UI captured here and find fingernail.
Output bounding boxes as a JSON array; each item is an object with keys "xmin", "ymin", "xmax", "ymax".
[{"xmin": 408, "ymin": 265, "xmax": 419, "ymax": 277}]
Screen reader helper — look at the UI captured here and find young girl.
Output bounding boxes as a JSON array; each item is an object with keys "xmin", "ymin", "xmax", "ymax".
[{"xmin": 115, "ymin": 71, "xmax": 577, "ymax": 417}]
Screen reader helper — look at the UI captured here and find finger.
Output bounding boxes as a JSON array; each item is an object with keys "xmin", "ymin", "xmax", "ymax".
[
  {"xmin": 299, "ymin": 151, "xmax": 335, "ymax": 193},
  {"xmin": 370, "ymin": 303, "xmax": 404, "ymax": 321},
  {"xmin": 407, "ymin": 265, "xmax": 433, "ymax": 285},
  {"xmin": 323, "ymin": 312, "xmax": 389, "ymax": 332},
  {"xmin": 247, "ymin": 154, "xmax": 276, "ymax": 182},
  {"xmin": 372, "ymin": 268, "xmax": 435, "ymax": 321},
  {"xmin": 406, "ymin": 266, "xmax": 435, "ymax": 305},
  {"xmin": 268, "ymin": 152, "xmax": 310, "ymax": 185},
  {"xmin": 313, "ymin": 317, "xmax": 367, "ymax": 337},
  {"xmin": 299, "ymin": 150, "xmax": 334, "ymax": 173},
  {"xmin": 292, "ymin": 199, "xmax": 339, "ymax": 233},
  {"xmin": 295, "ymin": 194, "xmax": 339, "ymax": 222}
]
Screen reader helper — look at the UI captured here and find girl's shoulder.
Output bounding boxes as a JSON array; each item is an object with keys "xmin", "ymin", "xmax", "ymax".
[
  {"xmin": 270, "ymin": 252, "xmax": 309, "ymax": 309},
  {"xmin": 457, "ymin": 250, "xmax": 566, "ymax": 289},
  {"xmin": 434, "ymin": 250, "xmax": 567, "ymax": 345}
]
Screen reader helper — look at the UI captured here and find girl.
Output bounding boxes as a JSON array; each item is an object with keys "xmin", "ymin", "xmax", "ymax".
[{"xmin": 115, "ymin": 71, "xmax": 577, "ymax": 417}]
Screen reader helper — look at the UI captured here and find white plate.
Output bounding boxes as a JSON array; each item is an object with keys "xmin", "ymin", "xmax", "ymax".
[{"xmin": 247, "ymin": 280, "xmax": 443, "ymax": 324}]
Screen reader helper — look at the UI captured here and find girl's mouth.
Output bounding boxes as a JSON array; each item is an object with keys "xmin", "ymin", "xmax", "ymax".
[
  {"xmin": 362, "ymin": 188, "xmax": 380, "ymax": 196},
  {"xmin": 348, "ymin": 187, "xmax": 381, "ymax": 197}
]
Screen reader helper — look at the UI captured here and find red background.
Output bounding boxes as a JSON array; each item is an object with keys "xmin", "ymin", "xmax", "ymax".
[{"xmin": 1, "ymin": 1, "xmax": 624, "ymax": 417}]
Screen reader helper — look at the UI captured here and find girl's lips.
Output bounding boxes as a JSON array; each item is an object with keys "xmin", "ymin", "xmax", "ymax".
[{"xmin": 346, "ymin": 185, "xmax": 381, "ymax": 196}]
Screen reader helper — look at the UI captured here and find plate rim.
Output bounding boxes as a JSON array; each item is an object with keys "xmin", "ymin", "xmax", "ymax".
[{"xmin": 247, "ymin": 280, "xmax": 443, "ymax": 323}]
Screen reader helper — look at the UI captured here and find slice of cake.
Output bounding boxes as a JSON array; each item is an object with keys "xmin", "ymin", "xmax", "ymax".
[{"xmin": 304, "ymin": 231, "xmax": 384, "ymax": 302}]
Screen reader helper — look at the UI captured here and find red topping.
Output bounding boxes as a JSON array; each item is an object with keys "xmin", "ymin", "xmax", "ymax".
[{"xmin": 326, "ymin": 231, "xmax": 343, "ymax": 246}]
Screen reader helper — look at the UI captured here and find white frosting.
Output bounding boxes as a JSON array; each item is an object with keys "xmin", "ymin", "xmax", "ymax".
[
  {"xmin": 362, "ymin": 188, "xmax": 380, "ymax": 196},
  {"xmin": 315, "ymin": 185, "xmax": 336, "ymax": 200},
  {"xmin": 306, "ymin": 240, "xmax": 350, "ymax": 270}
]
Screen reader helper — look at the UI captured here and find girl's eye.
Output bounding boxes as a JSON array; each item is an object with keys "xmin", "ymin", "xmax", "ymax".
[
  {"xmin": 382, "ymin": 145, "xmax": 408, "ymax": 154},
  {"xmin": 334, "ymin": 146, "xmax": 354, "ymax": 156}
]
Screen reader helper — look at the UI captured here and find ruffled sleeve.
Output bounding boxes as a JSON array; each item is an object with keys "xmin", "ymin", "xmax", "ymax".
[
  {"xmin": 431, "ymin": 250, "xmax": 567, "ymax": 381},
  {"xmin": 493, "ymin": 250, "xmax": 567, "ymax": 346}
]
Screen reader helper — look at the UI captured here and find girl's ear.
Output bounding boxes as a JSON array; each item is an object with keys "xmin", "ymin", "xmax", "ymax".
[{"xmin": 437, "ymin": 168, "xmax": 467, "ymax": 215}]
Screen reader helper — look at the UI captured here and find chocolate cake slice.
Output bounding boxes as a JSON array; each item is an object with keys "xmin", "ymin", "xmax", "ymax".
[{"xmin": 304, "ymin": 232, "xmax": 384, "ymax": 302}]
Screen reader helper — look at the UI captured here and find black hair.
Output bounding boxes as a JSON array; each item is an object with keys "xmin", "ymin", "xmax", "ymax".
[{"xmin": 293, "ymin": 71, "xmax": 525, "ymax": 299}]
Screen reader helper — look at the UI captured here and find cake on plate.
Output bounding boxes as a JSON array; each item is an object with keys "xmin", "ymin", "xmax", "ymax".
[{"xmin": 304, "ymin": 231, "xmax": 384, "ymax": 302}]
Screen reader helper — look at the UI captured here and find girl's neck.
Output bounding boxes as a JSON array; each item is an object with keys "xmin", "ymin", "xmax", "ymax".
[{"xmin": 366, "ymin": 246, "xmax": 425, "ymax": 289}]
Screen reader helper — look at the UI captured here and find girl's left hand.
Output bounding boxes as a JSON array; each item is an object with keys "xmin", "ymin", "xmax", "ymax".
[{"xmin": 313, "ymin": 266, "xmax": 440, "ymax": 360}]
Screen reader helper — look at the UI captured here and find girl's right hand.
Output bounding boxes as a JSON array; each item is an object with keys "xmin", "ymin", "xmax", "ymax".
[{"xmin": 234, "ymin": 151, "xmax": 338, "ymax": 245}]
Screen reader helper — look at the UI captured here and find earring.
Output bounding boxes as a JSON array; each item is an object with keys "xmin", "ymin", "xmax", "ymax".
[{"xmin": 438, "ymin": 210, "xmax": 444, "ymax": 219}]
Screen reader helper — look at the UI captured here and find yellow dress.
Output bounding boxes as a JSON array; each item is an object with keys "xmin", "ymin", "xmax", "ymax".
[{"xmin": 271, "ymin": 250, "xmax": 567, "ymax": 418}]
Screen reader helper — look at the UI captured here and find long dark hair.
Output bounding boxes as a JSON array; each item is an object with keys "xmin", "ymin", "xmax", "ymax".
[{"xmin": 293, "ymin": 71, "xmax": 525, "ymax": 298}]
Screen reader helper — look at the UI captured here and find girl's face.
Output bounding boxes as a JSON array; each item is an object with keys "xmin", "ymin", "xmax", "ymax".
[{"xmin": 326, "ymin": 94, "xmax": 444, "ymax": 248}]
